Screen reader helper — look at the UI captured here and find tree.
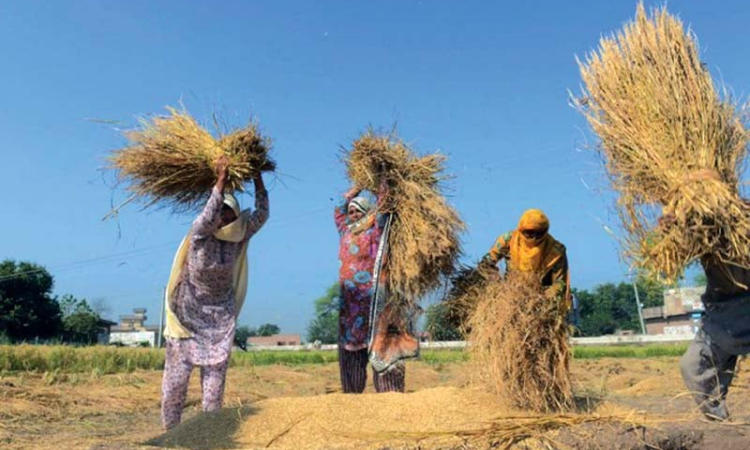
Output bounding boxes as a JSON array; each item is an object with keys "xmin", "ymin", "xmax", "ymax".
[
  {"xmin": 574, "ymin": 274, "xmax": 668, "ymax": 337},
  {"xmin": 59, "ymin": 295, "xmax": 101, "ymax": 344},
  {"xmin": 424, "ymin": 302, "xmax": 462, "ymax": 341},
  {"xmin": 257, "ymin": 323, "xmax": 281, "ymax": 337},
  {"xmin": 633, "ymin": 271, "xmax": 670, "ymax": 308},
  {"xmin": 0, "ymin": 260, "xmax": 61, "ymax": 341},
  {"xmin": 306, "ymin": 283, "xmax": 340, "ymax": 344},
  {"xmin": 575, "ymin": 284, "xmax": 634, "ymax": 336},
  {"xmin": 235, "ymin": 325, "xmax": 257, "ymax": 344}
]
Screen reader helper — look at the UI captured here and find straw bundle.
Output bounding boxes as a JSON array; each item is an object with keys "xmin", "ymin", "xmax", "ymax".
[
  {"xmin": 439, "ymin": 264, "xmax": 493, "ymax": 336},
  {"xmin": 345, "ymin": 130, "xmax": 465, "ymax": 304},
  {"xmin": 108, "ymin": 106, "xmax": 274, "ymax": 213},
  {"xmin": 575, "ymin": 3, "xmax": 750, "ymax": 282},
  {"xmin": 468, "ymin": 272, "xmax": 572, "ymax": 413}
]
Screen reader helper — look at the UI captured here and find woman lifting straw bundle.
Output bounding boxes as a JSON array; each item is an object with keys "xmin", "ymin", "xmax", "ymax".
[
  {"xmin": 336, "ymin": 131, "xmax": 463, "ymax": 393},
  {"xmin": 162, "ymin": 155, "xmax": 268, "ymax": 428},
  {"xmin": 466, "ymin": 210, "xmax": 572, "ymax": 412},
  {"xmin": 334, "ymin": 178, "xmax": 414, "ymax": 392},
  {"xmin": 107, "ymin": 107, "xmax": 273, "ymax": 428},
  {"xmin": 576, "ymin": 4, "xmax": 750, "ymax": 420}
]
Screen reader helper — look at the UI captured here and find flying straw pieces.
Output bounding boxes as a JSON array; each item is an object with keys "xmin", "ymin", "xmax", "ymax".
[
  {"xmin": 345, "ymin": 130, "xmax": 465, "ymax": 304},
  {"xmin": 574, "ymin": 3, "xmax": 750, "ymax": 283},
  {"xmin": 107, "ymin": 106, "xmax": 275, "ymax": 214},
  {"xmin": 468, "ymin": 272, "xmax": 573, "ymax": 413}
]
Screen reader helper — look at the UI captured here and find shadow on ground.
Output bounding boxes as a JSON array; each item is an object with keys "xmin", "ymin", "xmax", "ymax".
[{"xmin": 144, "ymin": 406, "xmax": 257, "ymax": 450}]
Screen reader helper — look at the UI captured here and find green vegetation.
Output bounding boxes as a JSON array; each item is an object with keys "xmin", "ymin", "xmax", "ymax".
[
  {"xmin": 574, "ymin": 272, "xmax": 670, "ymax": 336},
  {"xmin": 573, "ymin": 344, "xmax": 688, "ymax": 359},
  {"xmin": 306, "ymin": 283, "xmax": 340, "ymax": 344},
  {"xmin": 0, "ymin": 345, "xmax": 164, "ymax": 374},
  {"xmin": 0, "ymin": 344, "xmax": 689, "ymax": 374}
]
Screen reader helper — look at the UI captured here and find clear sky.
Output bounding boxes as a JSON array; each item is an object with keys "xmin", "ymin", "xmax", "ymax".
[{"xmin": 1, "ymin": 1, "xmax": 748, "ymax": 336}]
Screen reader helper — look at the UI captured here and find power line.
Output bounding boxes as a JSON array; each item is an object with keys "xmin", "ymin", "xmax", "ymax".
[{"xmin": 0, "ymin": 206, "xmax": 334, "ymax": 283}]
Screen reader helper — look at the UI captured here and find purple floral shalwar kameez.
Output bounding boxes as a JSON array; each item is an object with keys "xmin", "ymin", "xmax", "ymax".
[{"xmin": 161, "ymin": 186, "xmax": 268, "ymax": 429}]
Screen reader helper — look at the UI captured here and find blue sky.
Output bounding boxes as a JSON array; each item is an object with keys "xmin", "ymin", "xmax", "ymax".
[{"xmin": 1, "ymin": 1, "xmax": 748, "ymax": 336}]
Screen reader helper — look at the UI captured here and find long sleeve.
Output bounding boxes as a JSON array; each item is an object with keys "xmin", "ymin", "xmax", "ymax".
[
  {"xmin": 243, "ymin": 186, "xmax": 269, "ymax": 241},
  {"xmin": 480, "ymin": 231, "xmax": 513, "ymax": 267},
  {"xmin": 548, "ymin": 251, "xmax": 571, "ymax": 309},
  {"xmin": 191, "ymin": 187, "xmax": 225, "ymax": 240}
]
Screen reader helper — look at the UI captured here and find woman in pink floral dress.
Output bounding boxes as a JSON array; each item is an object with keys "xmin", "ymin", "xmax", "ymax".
[{"xmin": 161, "ymin": 156, "xmax": 269, "ymax": 429}]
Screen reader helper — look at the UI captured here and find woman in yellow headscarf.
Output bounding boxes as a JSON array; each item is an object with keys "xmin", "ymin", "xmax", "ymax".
[
  {"xmin": 480, "ymin": 209, "xmax": 570, "ymax": 306},
  {"xmin": 160, "ymin": 155, "xmax": 269, "ymax": 430}
]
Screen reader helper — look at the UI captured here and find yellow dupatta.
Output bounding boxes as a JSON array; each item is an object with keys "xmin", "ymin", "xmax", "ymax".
[{"xmin": 163, "ymin": 195, "xmax": 250, "ymax": 339}]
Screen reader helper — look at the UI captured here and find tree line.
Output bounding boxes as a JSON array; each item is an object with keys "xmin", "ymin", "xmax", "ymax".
[
  {"xmin": 0, "ymin": 259, "xmax": 283, "ymax": 346},
  {"xmin": 2, "ymin": 258, "xmax": 699, "ymax": 346},
  {"xmin": 0, "ymin": 260, "xmax": 106, "ymax": 344},
  {"xmin": 308, "ymin": 273, "xmax": 690, "ymax": 343}
]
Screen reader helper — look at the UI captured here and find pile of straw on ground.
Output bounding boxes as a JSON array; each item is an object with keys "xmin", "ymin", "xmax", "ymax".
[
  {"xmin": 108, "ymin": 106, "xmax": 275, "ymax": 213},
  {"xmin": 151, "ymin": 387, "xmax": 664, "ymax": 450},
  {"xmin": 468, "ymin": 272, "xmax": 573, "ymax": 413},
  {"xmin": 345, "ymin": 130, "xmax": 464, "ymax": 304},
  {"xmin": 575, "ymin": 3, "xmax": 750, "ymax": 282}
]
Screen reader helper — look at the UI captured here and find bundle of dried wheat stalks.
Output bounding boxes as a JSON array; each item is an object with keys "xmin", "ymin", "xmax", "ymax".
[
  {"xmin": 345, "ymin": 130, "xmax": 464, "ymax": 305},
  {"xmin": 575, "ymin": 3, "xmax": 750, "ymax": 282},
  {"xmin": 108, "ymin": 106, "xmax": 274, "ymax": 214},
  {"xmin": 467, "ymin": 272, "xmax": 573, "ymax": 413}
]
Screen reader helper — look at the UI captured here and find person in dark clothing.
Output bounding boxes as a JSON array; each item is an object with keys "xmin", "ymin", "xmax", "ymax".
[{"xmin": 660, "ymin": 213, "xmax": 750, "ymax": 421}]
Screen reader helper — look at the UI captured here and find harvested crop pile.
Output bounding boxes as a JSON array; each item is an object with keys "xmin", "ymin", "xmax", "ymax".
[
  {"xmin": 149, "ymin": 387, "xmax": 653, "ymax": 450},
  {"xmin": 468, "ymin": 272, "xmax": 573, "ymax": 413},
  {"xmin": 108, "ymin": 106, "xmax": 275, "ymax": 214},
  {"xmin": 574, "ymin": 3, "xmax": 750, "ymax": 283},
  {"xmin": 436, "ymin": 264, "xmax": 493, "ymax": 337},
  {"xmin": 345, "ymin": 130, "xmax": 464, "ymax": 305}
]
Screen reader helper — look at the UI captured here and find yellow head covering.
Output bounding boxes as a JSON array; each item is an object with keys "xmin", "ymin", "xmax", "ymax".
[
  {"xmin": 509, "ymin": 209, "xmax": 559, "ymax": 274},
  {"xmin": 163, "ymin": 193, "xmax": 250, "ymax": 339},
  {"xmin": 517, "ymin": 209, "xmax": 549, "ymax": 234}
]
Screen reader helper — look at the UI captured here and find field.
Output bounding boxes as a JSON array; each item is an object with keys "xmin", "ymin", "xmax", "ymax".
[{"xmin": 1, "ymin": 345, "xmax": 748, "ymax": 450}]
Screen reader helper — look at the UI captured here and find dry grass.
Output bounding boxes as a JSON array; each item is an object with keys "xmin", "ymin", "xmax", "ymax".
[
  {"xmin": 108, "ymin": 106, "xmax": 275, "ymax": 214},
  {"xmin": 574, "ymin": 3, "xmax": 750, "ymax": 282},
  {"xmin": 359, "ymin": 409, "xmax": 667, "ymax": 450},
  {"xmin": 468, "ymin": 272, "xmax": 573, "ymax": 413},
  {"xmin": 438, "ymin": 264, "xmax": 493, "ymax": 337},
  {"xmin": 345, "ymin": 130, "xmax": 465, "ymax": 305},
  {"xmin": 5, "ymin": 356, "xmax": 750, "ymax": 450}
]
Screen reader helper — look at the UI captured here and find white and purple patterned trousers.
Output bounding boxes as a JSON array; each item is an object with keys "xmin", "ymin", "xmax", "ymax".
[{"xmin": 161, "ymin": 339, "xmax": 230, "ymax": 429}]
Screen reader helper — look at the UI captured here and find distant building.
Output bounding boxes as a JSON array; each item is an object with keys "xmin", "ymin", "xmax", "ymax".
[
  {"xmin": 642, "ymin": 286, "xmax": 704, "ymax": 335},
  {"xmin": 109, "ymin": 308, "xmax": 161, "ymax": 347},
  {"xmin": 248, "ymin": 334, "xmax": 302, "ymax": 347},
  {"xmin": 95, "ymin": 318, "xmax": 118, "ymax": 344}
]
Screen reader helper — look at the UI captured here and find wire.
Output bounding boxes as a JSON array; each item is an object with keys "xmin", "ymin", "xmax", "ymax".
[{"xmin": 0, "ymin": 205, "xmax": 335, "ymax": 283}]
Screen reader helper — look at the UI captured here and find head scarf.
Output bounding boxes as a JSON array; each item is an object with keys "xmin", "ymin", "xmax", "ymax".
[
  {"xmin": 223, "ymin": 193, "xmax": 241, "ymax": 217},
  {"xmin": 214, "ymin": 193, "xmax": 248, "ymax": 243},
  {"xmin": 349, "ymin": 195, "xmax": 374, "ymax": 215},
  {"xmin": 347, "ymin": 194, "xmax": 377, "ymax": 235},
  {"xmin": 508, "ymin": 209, "xmax": 560, "ymax": 274}
]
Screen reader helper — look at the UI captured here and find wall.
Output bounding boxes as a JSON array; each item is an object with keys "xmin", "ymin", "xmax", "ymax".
[
  {"xmin": 644, "ymin": 314, "xmax": 696, "ymax": 335},
  {"xmin": 109, "ymin": 331, "xmax": 156, "ymax": 347}
]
